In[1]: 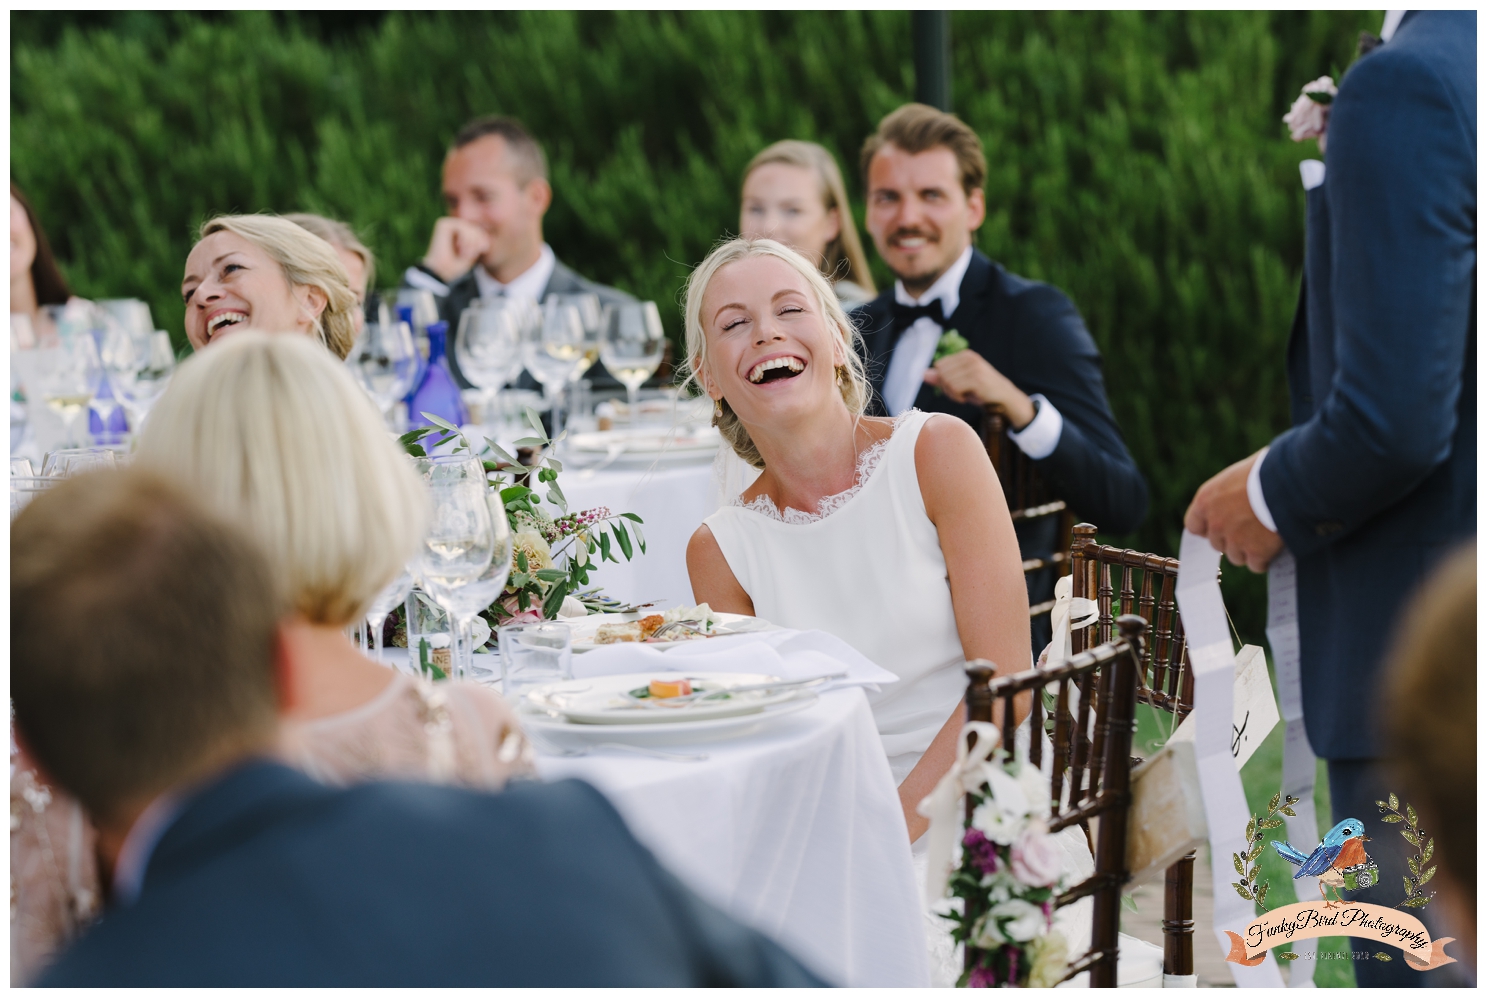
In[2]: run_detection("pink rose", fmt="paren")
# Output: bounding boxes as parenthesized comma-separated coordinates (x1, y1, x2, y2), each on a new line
(505, 609, 545, 625)
(1010, 828, 1062, 888)
(1282, 76, 1338, 152)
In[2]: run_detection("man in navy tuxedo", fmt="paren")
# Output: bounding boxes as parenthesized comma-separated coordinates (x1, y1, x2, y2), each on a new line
(1186, 11, 1474, 986)
(851, 104, 1148, 651)
(11, 470, 822, 987)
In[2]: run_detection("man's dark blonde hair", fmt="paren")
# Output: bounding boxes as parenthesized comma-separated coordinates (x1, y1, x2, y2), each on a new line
(11, 470, 282, 825)
(860, 103, 987, 196)
(452, 114, 549, 187)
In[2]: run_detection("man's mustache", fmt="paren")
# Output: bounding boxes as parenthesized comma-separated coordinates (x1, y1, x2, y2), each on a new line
(888, 228, 940, 245)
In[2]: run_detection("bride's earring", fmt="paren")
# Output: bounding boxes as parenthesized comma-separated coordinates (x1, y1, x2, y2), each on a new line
(835, 365, 847, 387)
(712, 397, 724, 426)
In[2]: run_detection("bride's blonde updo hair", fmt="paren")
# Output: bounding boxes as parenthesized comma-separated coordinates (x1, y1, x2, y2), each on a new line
(682, 237, 870, 469)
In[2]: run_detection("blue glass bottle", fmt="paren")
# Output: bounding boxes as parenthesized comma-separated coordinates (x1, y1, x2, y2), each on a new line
(406, 320, 468, 430)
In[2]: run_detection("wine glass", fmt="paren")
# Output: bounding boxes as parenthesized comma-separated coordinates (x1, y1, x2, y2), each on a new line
(117, 331, 177, 432)
(413, 455, 496, 681)
(90, 313, 138, 444)
(364, 568, 414, 665)
(454, 299, 526, 431)
(522, 301, 586, 440)
(599, 301, 666, 419)
(547, 292, 602, 383)
(348, 310, 419, 426)
(40, 330, 101, 448)
(440, 490, 514, 678)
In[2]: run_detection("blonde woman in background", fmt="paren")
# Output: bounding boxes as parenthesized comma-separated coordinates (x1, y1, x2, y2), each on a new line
(10, 333, 533, 984)
(739, 140, 876, 305)
(180, 215, 359, 359)
(284, 212, 375, 337)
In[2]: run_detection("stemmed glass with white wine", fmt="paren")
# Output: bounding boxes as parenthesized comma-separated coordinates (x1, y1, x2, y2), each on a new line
(40, 329, 102, 449)
(413, 455, 496, 681)
(521, 300, 586, 441)
(599, 301, 666, 419)
(438, 489, 513, 679)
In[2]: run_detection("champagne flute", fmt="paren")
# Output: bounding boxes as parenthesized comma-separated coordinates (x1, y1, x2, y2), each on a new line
(599, 301, 666, 419)
(547, 292, 602, 382)
(348, 308, 420, 426)
(413, 455, 496, 681)
(454, 299, 525, 431)
(522, 301, 586, 441)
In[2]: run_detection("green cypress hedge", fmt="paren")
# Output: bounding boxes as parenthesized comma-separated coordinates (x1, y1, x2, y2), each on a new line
(11, 11, 1379, 636)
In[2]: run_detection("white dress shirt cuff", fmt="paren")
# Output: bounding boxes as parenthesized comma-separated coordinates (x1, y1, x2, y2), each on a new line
(1006, 394, 1063, 460)
(404, 266, 450, 297)
(1247, 446, 1278, 533)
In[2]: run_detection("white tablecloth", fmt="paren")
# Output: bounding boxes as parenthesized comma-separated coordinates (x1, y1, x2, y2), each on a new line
(533, 686, 930, 987)
(560, 455, 716, 610)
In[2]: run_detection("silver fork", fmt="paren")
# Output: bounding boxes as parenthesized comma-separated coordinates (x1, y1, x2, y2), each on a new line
(649, 619, 706, 640)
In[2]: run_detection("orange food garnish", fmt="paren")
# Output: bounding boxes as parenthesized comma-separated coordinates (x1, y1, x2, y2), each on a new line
(638, 615, 665, 639)
(648, 678, 693, 699)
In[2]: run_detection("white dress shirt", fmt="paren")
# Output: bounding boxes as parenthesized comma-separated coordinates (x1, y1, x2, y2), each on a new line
(473, 243, 555, 303)
(880, 245, 1064, 459)
(403, 242, 556, 303)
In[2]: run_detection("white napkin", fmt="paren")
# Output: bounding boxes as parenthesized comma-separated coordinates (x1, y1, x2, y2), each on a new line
(570, 628, 899, 690)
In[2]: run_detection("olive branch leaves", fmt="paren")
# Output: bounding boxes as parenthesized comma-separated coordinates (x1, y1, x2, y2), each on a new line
(1377, 793, 1435, 910)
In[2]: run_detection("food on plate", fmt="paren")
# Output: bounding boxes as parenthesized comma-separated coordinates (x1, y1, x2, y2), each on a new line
(648, 678, 693, 699)
(594, 621, 642, 644)
(661, 603, 721, 633)
(637, 614, 665, 639)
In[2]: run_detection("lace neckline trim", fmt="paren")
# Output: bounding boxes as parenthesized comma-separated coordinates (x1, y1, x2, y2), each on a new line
(730, 413, 911, 525)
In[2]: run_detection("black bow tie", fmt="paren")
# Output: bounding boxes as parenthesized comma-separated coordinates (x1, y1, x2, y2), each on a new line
(893, 298, 946, 331)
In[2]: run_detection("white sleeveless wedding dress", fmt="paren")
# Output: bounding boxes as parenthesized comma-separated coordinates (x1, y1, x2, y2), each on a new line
(704, 410, 965, 782)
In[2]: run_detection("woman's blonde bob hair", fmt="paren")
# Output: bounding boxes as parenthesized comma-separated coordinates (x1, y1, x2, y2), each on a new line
(682, 237, 870, 470)
(743, 140, 876, 296)
(135, 332, 428, 626)
(196, 214, 359, 360)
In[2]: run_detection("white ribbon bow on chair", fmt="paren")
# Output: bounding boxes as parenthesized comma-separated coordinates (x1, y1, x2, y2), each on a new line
(1045, 574, 1099, 668)
(916, 720, 1003, 905)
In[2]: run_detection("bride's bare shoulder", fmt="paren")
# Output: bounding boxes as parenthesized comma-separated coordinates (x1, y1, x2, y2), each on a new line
(913, 414, 1000, 514)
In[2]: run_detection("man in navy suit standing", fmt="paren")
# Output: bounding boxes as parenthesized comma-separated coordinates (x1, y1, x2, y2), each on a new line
(1186, 11, 1474, 986)
(852, 104, 1148, 651)
(12, 470, 823, 987)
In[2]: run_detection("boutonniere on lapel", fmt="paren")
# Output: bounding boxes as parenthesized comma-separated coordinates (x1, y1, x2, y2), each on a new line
(1283, 76, 1338, 154)
(929, 329, 970, 397)
(933, 328, 968, 362)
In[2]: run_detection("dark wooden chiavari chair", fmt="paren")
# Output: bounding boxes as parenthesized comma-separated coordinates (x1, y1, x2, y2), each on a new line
(1067, 522, 1197, 982)
(963, 615, 1147, 988)
(980, 407, 1075, 621)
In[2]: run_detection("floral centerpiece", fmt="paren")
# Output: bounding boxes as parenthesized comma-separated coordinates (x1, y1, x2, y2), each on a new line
(402, 408, 648, 630)
(923, 722, 1070, 988)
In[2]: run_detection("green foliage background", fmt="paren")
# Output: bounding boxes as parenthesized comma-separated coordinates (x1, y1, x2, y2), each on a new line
(12, 11, 1379, 638)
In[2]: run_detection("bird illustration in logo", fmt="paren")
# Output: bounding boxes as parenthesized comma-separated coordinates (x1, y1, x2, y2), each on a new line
(1273, 818, 1373, 907)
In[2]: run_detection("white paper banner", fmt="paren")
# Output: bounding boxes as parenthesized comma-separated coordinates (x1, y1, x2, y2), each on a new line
(1176, 531, 1285, 987)
(1266, 549, 1321, 985)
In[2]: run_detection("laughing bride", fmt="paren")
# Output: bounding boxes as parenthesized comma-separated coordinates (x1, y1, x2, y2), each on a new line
(684, 237, 1030, 841)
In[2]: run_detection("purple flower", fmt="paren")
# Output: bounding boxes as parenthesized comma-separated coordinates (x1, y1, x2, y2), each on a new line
(962, 826, 1000, 876)
(1008, 947, 1019, 986)
(968, 964, 997, 988)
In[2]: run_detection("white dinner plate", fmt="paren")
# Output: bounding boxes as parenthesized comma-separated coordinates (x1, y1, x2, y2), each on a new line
(568, 611, 778, 653)
(522, 693, 819, 746)
(523, 671, 804, 725)
(569, 425, 720, 456)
